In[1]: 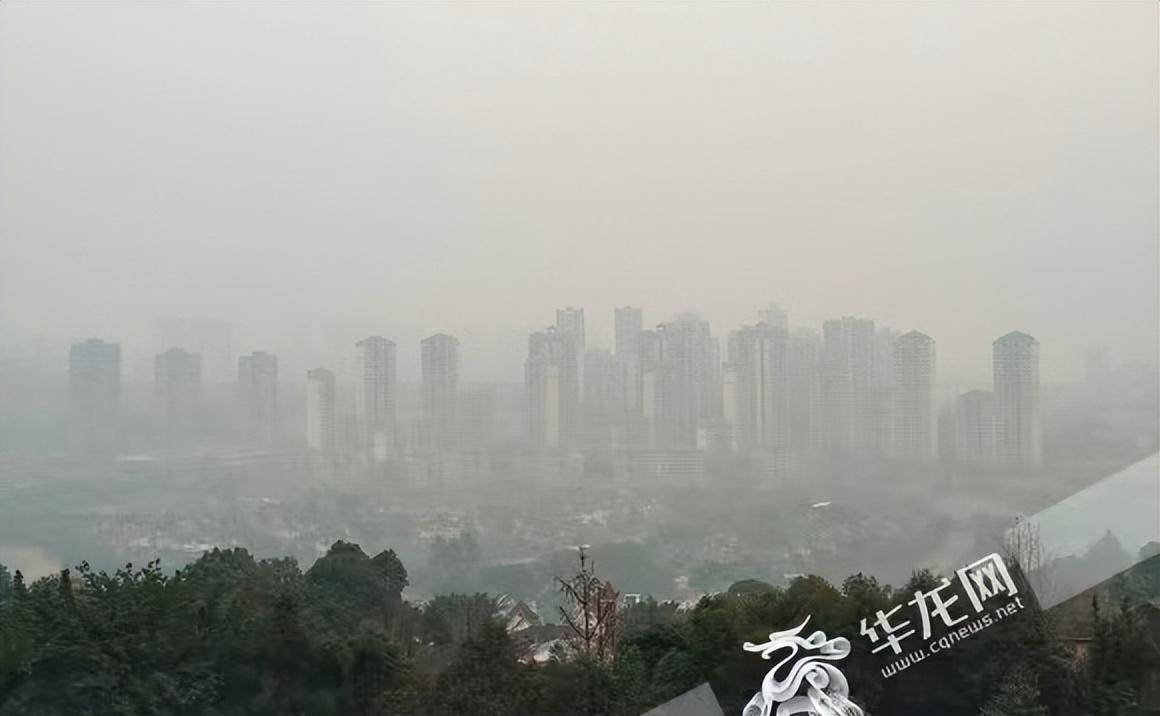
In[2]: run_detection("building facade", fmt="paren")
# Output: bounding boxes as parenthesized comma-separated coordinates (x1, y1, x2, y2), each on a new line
(891, 331, 937, 462)
(421, 333, 460, 451)
(155, 347, 202, 450)
(306, 367, 337, 455)
(238, 351, 278, 449)
(354, 336, 397, 462)
(953, 389, 999, 469)
(525, 327, 564, 449)
(69, 338, 121, 454)
(821, 317, 877, 457)
(726, 323, 789, 459)
(993, 331, 1042, 469)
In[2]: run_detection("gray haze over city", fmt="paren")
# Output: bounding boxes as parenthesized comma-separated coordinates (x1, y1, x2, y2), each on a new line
(0, 2, 1157, 611)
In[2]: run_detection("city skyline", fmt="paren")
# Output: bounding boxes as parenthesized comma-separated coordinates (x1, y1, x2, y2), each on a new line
(0, 298, 1150, 386)
(51, 304, 1065, 477)
(7, 299, 1146, 386)
(52, 308, 1036, 382)
(39, 303, 1109, 393)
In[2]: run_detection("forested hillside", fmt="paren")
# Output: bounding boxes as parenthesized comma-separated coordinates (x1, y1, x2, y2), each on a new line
(1, 544, 1157, 715)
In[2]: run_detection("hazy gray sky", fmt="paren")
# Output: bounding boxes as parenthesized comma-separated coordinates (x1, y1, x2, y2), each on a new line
(1, 2, 1156, 381)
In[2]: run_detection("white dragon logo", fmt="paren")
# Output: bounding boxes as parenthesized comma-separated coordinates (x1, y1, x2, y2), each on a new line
(742, 616, 863, 716)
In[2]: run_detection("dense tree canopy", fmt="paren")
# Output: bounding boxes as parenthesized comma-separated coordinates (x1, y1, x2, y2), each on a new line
(0, 549, 1155, 715)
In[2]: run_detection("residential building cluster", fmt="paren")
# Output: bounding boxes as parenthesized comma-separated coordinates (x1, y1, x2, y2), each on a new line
(64, 304, 1044, 479)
